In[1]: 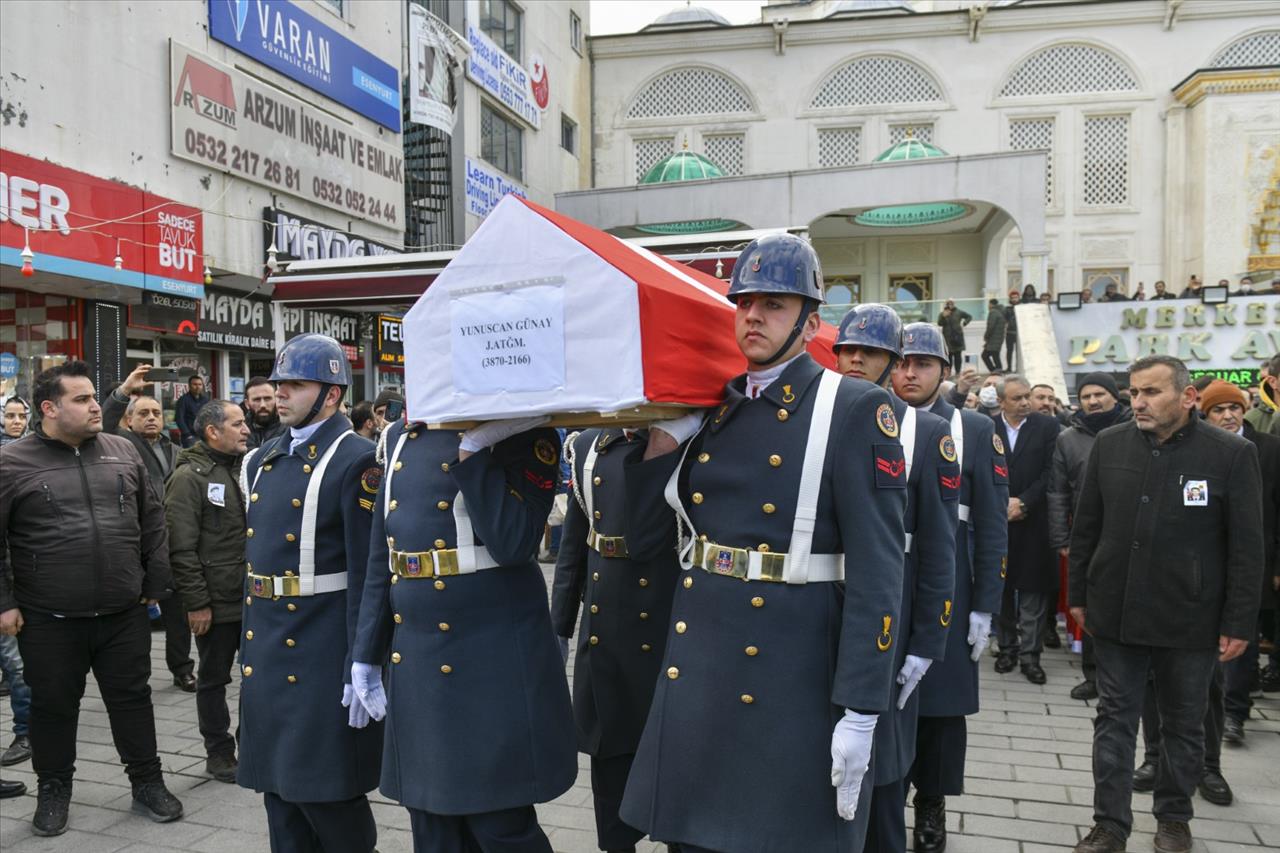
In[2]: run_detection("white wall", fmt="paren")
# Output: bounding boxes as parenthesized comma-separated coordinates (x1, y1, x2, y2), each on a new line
(0, 0, 406, 285)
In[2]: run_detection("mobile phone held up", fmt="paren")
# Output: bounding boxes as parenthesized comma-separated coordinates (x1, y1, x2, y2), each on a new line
(146, 368, 182, 383)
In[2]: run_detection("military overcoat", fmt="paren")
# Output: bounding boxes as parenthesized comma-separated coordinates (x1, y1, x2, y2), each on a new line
(617, 354, 907, 853)
(550, 428, 682, 758)
(916, 398, 1009, 718)
(236, 414, 383, 802)
(870, 397, 958, 786)
(351, 420, 576, 815)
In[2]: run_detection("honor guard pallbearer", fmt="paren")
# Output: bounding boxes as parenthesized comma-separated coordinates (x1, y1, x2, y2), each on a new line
(551, 427, 682, 853)
(617, 233, 907, 853)
(892, 323, 1009, 853)
(350, 415, 576, 853)
(834, 304, 958, 853)
(236, 333, 383, 853)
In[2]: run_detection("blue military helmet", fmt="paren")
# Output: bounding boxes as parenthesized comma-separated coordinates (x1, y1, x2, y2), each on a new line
(270, 333, 352, 387)
(901, 322, 950, 365)
(833, 303, 903, 358)
(727, 233, 825, 304)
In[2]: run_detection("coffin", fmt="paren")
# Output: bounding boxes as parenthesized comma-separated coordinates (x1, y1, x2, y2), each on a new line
(403, 195, 838, 427)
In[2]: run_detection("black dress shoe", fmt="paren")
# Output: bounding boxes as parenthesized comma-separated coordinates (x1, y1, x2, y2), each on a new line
(173, 673, 196, 693)
(913, 795, 946, 853)
(0, 778, 25, 799)
(1073, 824, 1127, 853)
(206, 752, 238, 783)
(1, 734, 31, 766)
(1021, 662, 1047, 685)
(1261, 663, 1280, 693)
(1044, 630, 1062, 649)
(1197, 771, 1233, 806)
(131, 780, 184, 822)
(1070, 680, 1098, 701)
(994, 652, 1017, 674)
(1223, 718, 1245, 745)
(1132, 760, 1157, 793)
(32, 778, 71, 836)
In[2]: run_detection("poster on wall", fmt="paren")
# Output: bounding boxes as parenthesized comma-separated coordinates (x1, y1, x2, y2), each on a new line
(206, 0, 402, 132)
(464, 1, 546, 129)
(410, 5, 467, 135)
(464, 157, 526, 220)
(170, 41, 403, 231)
(0, 149, 204, 298)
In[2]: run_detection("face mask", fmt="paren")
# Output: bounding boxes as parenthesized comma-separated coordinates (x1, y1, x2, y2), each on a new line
(978, 386, 999, 408)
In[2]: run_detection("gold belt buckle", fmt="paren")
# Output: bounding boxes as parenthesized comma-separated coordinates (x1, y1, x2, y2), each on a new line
(248, 573, 273, 599)
(593, 533, 628, 559)
(434, 549, 460, 576)
(392, 550, 433, 578)
(278, 575, 300, 596)
(758, 552, 786, 583)
(697, 540, 749, 580)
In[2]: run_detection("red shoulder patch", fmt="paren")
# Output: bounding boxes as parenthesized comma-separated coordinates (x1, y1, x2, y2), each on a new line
(874, 444, 907, 489)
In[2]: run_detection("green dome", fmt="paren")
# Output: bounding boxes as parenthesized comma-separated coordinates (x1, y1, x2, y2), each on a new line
(874, 137, 950, 162)
(640, 151, 724, 184)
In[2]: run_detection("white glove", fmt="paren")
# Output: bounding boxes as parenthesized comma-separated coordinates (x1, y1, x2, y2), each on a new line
(895, 655, 933, 710)
(350, 661, 387, 722)
(968, 611, 993, 662)
(830, 710, 877, 821)
(651, 411, 705, 446)
(459, 416, 551, 453)
(557, 636, 570, 666)
(342, 683, 371, 729)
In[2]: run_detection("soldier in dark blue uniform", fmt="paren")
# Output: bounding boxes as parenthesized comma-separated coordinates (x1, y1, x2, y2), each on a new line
(834, 304, 958, 853)
(349, 414, 576, 853)
(617, 234, 907, 853)
(235, 333, 382, 853)
(892, 323, 1008, 853)
(550, 428, 682, 853)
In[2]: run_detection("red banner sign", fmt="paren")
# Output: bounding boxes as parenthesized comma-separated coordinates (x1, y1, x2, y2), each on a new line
(0, 149, 204, 298)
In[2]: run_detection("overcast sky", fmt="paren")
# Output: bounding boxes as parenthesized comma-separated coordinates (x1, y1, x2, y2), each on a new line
(588, 1, 764, 36)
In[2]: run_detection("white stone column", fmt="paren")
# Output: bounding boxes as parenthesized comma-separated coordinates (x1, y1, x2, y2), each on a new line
(1020, 250, 1049, 293)
(1163, 103, 1188, 291)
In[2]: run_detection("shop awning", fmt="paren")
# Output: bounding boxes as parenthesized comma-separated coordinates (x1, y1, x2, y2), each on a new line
(266, 250, 457, 307)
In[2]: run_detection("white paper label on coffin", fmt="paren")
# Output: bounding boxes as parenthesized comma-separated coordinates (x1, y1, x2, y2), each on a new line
(450, 278, 566, 395)
(403, 195, 646, 422)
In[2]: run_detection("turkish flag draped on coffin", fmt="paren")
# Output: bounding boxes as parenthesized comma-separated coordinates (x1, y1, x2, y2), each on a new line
(403, 195, 838, 424)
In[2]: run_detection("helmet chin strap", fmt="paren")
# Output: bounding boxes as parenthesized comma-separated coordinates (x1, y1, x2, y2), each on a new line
(757, 301, 815, 367)
(874, 358, 898, 390)
(295, 383, 334, 429)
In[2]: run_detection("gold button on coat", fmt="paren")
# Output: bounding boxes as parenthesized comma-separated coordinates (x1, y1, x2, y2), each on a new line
(440, 665, 452, 674)
(303, 464, 312, 473)
(593, 510, 602, 519)
(751, 596, 765, 608)
(777, 409, 789, 422)
(387, 537, 395, 547)
(246, 528, 254, 538)
(667, 667, 679, 680)
(440, 462, 449, 471)
(391, 575, 399, 585)
(435, 539, 447, 549)
(250, 493, 259, 502)
(245, 596, 252, 605)
(291, 499, 301, 507)
(762, 503, 776, 514)
(592, 572, 600, 581)
(590, 604, 599, 614)
(593, 476, 602, 486)
(641, 643, 652, 652)
(437, 501, 450, 510)
(242, 666, 252, 676)
(285, 639, 295, 647)
(589, 636, 599, 645)
(389, 500, 398, 511)
(758, 544, 770, 552)
(409, 431, 419, 440)
(638, 578, 649, 587)
(434, 580, 446, 590)
(769, 454, 782, 467)
(393, 614, 402, 624)
(438, 623, 450, 632)
(740, 694, 755, 705)
(287, 603, 297, 611)
(394, 461, 403, 471)
(288, 675, 297, 683)
(391, 652, 402, 663)
(263, 464, 272, 471)
(675, 621, 687, 634)
(683, 577, 693, 589)
(245, 630, 254, 640)
(697, 452, 710, 463)
(286, 533, 296, 542)
(691, 492, 704, 505)
(745, 645, 759, 656)
(639, 611, 649, 620)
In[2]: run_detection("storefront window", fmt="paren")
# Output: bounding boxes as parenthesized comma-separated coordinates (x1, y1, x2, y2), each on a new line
(157, 338, 214, 438)
(0, 289, 80, 404)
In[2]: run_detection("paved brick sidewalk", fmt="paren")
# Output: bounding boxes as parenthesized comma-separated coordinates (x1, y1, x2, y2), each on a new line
(1, 572, 1277, 852)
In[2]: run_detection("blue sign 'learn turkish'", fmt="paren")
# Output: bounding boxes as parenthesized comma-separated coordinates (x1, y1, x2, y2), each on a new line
(208, 0, 401, 132)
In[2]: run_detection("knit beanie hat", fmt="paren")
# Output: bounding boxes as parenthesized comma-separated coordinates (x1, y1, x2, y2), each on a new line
(1198, 379, 1248, 414)
(1077, 372, 1119, 400)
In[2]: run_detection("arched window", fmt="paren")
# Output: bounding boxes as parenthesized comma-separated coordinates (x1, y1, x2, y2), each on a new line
(809, 55, 944, 109)
(1210, 30, 1280, 68)
(999, 43, 1139, 98)
(626, 67, 753, 119)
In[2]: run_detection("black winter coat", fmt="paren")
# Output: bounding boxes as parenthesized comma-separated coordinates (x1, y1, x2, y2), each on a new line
(1068, 416, 1264, 648)
(992, 412, 1060, 593)
(1047, 406, 1133, 549)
